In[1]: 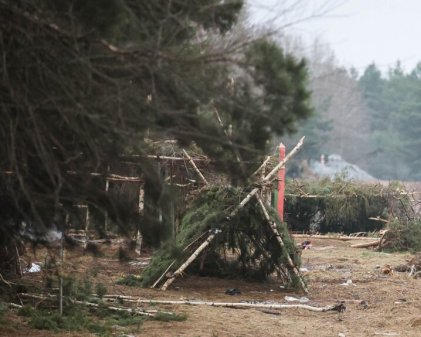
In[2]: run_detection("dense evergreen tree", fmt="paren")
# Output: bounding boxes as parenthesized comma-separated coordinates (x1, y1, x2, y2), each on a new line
(0, 0, 312, 267)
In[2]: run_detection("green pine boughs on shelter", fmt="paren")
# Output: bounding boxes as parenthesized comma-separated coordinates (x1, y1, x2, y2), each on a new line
(141, 186, 302, 289)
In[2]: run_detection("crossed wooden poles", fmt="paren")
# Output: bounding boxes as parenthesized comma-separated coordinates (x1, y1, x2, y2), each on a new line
(156, 137, 307, 293)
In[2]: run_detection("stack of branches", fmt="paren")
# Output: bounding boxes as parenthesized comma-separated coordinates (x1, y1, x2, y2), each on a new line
(382, 219, 421, 252)
(285, 178, 409, 234)
(141, 186, 301, 288)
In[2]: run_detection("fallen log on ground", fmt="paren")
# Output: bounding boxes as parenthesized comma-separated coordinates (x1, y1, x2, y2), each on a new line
(350, 240, 381, 248)
(8, 303, 23, 309)
(17, 293, 166, 317)
(100, 296, 345, 312)
(292, 234, 381, 241)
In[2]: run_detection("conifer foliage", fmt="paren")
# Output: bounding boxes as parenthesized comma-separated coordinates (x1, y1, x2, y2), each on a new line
(141, 187, 301, 288)
(0, 0, 311, 271)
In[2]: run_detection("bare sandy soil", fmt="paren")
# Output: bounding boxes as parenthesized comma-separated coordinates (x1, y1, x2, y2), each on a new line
(1, 238, 420, 337)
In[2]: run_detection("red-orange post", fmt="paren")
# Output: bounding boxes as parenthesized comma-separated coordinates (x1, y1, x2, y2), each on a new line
(277, 143, 286, 221)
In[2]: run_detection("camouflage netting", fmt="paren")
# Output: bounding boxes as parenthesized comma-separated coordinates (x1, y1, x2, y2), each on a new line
(285, 178, 409, 234)
(141, 186, 301, 288)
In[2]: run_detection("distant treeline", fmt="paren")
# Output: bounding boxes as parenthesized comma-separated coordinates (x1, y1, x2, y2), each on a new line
(282, 38, 421, 181)
(358, 62, 421, 180)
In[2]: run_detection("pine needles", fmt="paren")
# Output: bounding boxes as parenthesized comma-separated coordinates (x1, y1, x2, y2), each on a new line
(141, 187, 301, 288)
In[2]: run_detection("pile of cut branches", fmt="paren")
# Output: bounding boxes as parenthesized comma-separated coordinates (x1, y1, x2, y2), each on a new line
(384, 219, 421, 252)
(285, 178, 408, 234)
(141, 186, 301, 288)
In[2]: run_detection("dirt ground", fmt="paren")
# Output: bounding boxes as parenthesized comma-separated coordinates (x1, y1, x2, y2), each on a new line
(1, 237, 420, 337)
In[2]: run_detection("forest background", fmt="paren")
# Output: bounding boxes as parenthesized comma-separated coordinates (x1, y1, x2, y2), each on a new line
(282, 35, 421, 182)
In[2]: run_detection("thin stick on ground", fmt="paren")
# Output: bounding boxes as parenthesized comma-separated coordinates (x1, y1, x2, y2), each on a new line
(256, 194, 308, 294)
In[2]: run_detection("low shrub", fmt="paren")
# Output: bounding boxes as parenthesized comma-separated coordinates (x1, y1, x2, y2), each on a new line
(0, 302, 8, 324)
(116, 274, 143, 286)
(96, 283, 107, 298)
(22, 304, 145, 336)
(385, 219, 421, 252)
(153, 311, 187, 322)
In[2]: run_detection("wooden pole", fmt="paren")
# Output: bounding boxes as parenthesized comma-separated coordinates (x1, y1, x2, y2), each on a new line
(136, 184, 144, 256)
(59, 235, 64, 315)
(60, 214, 68, 316)
(84, 207, 90, 250)
(161, 231, 218, 290)
(182, 149, 209, 185)
(104, 176, 109, 233)
(256, 194, 308, 294)
(251, 156, 272, 177)
(227, 137, 305, 221)
(277, 143, 286, 221)
(15, 245, 22, 276)
(151, 261, 176, 289)
(264, 137, 304, 184)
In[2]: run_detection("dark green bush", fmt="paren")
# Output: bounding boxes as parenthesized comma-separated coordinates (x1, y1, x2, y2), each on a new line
(153, 311, 187, 322)
(385, 219, 421, 252)
(0, 302, 8, 324)
(96, 283, 107, 298)
(116, 274, 143, 286)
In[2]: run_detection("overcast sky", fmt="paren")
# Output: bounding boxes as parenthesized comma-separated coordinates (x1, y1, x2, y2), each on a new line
(247, 0, 421, 73)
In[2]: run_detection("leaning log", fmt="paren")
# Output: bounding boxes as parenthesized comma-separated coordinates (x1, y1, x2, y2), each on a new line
(256, 194, 308, 294)
(182, 149, 209, 185)
(227, 136, 305, 220)
(160, 231, 218, 290)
